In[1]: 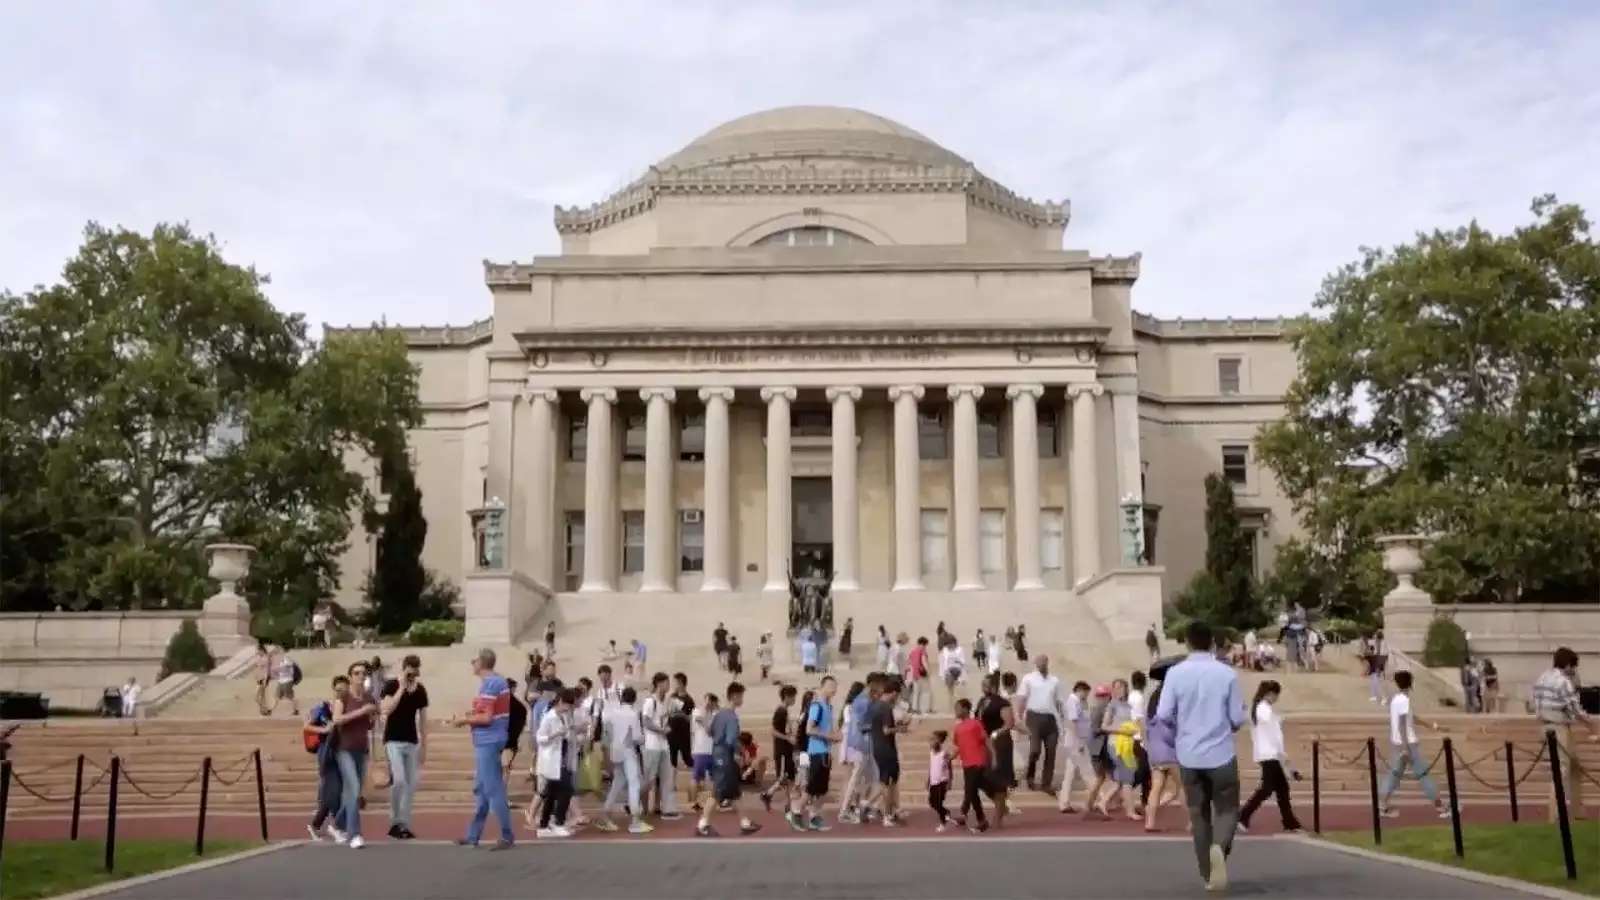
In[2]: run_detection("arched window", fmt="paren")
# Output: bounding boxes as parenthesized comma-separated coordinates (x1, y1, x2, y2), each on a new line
(753, 226, 871, 248)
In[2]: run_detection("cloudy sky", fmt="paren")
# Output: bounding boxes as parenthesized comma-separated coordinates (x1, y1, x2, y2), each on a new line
(3, 3, 1597, 331)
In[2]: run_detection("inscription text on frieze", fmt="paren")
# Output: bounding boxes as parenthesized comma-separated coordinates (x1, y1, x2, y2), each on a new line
(683, 347, 952, 367)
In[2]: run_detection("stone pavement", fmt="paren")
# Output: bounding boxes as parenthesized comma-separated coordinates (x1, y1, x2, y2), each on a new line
(93, 836, 1543, 899)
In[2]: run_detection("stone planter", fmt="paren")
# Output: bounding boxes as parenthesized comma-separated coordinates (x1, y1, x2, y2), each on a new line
(201, 542, 256, 657)
(205, 543, 256, 594)
(1377, 533, 1433, 606)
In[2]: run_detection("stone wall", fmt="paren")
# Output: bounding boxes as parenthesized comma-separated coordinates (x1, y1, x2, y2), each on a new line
(1383, 599, 1600, 700)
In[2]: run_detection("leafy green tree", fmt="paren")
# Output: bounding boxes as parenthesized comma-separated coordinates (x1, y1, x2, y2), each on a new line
(1260, 538, 1390, 625)
(364, 448, 429, 632)
(1259, 197, 1600, 604)
(0, 222, 419, 613)
(1176, 474, 1265, 629)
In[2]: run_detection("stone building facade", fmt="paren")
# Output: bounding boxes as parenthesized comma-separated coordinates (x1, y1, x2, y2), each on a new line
(331, 106, 1298, 643)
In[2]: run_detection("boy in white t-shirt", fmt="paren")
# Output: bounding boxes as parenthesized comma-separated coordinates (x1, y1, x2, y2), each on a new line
(1378, 671, 1449, 818)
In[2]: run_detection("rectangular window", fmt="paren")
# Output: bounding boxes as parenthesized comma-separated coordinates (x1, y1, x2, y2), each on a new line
(622, 511, 645, 573)
(918, 410, 948, 460)
(680, 412, 705, 461)
(919, 508, 948, 577)
(564, 511, 584, 589)
(1040, 508, 1065, 573)
(1243, 526, 1259, 577)
(1222, 444, 1249, 487)
(978, 408, 1004, 459)
(622, 413, 647, 461)
(793, 409, 830, 437)
(567, 417, 587, 462)
(979, 508, 1006, 575)
(1038, 405, 1061, 457)
(1218, 358, 1242, 396)
(679, 510, 704, 572)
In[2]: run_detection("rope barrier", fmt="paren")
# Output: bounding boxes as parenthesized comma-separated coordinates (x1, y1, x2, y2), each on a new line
(1454, 743, 1549, 791)
(8, 770, 77, 803)
(118, 765, 203, 801)
(208, 755, 256, 787)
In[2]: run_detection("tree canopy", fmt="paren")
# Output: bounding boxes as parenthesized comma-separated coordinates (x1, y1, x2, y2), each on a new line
(1258, 196, 1600, 606)
(0, 222, 420, 614)
(1174, 473, 1267, 631)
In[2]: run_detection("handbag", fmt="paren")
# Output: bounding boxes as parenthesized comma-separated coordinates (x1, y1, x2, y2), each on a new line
(576, 749, 602, 794)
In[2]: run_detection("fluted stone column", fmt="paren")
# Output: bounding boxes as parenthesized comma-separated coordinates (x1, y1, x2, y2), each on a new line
(889, 385, 925, 590)
(697, 387, 734, 592)
(1069, 383, 1105, 585)
(949, 384, 985, 591)
(578, 387, 618, 592)
(761, 386, 796, 592)
(639, 387, 676, 593)
(827, 386, 862, 591)
(1007, 383, 1045, 590)
(523, 387, 559, 587)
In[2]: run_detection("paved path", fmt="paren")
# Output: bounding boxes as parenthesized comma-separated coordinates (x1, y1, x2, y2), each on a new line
(96, 836, 1540, 900)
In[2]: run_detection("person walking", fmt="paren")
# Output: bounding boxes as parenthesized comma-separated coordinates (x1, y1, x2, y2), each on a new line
(875, 626, 891, 671)
(986, 632, 1001, 677)
(864, 677, 906, 826)
(379, 654, 429, 840)
(640, 672, 681, 820)
(450, 648, 515, 850)
(1143, 682, 1182, 832)
(974, 674, 1015, 828)
(837, 679, 874, 823)
(1237, 680, 1302, 834)
(972, 629, 988, 673)
(305, 677, 347, 841)
(328, 662, 379, 848)
(939, 639, 967, 713)
(1154, 621, 1247, 892)
(1057, 681, 1095, 813)
(1377, 671, 1450, 820)
(838, 618, 854, 665)
(761, 684, 800, 817)
(698, 681, 761, 837)
(668, 673, 695, 771)
(534, 687, 578, 838)
(1018, 655, 1065, 792)
(952, 699, 991, 833)
(1145, 625, 1161, 664)
(799, 676, 838, 831)
(1533, 647, 1598, 823)
(1013, 625, 1029, 663)
(597, 686, 653, 834)
(906, 637, 931, 714)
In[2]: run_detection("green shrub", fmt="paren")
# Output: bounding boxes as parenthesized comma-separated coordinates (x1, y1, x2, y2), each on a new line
(419, 570, 461, 620)
(1422, 617, 1469, 667)
(1317, 617, 1364, 642)
(405, 618, 464, 647)
(159, 619, 215, 680)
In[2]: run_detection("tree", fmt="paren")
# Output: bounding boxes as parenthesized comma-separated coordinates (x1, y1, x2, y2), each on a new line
(1175, 474, 1265, 629)
(0, 222, 420, 613)
(1257, 197, 1600, 604)
(1259, 537, 1389, 625)
(365, 448, 429, 633)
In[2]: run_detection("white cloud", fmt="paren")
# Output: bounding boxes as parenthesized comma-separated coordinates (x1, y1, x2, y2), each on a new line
(2, 2, 1596, 328)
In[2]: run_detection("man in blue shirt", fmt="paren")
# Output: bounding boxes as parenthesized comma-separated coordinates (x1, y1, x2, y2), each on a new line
(1155, 621, 1246, 892)
(697, 681, 761, 838)
(838, 674, 880, 824)
(449, 648, 514, 849)
(800, 676, 838, 830)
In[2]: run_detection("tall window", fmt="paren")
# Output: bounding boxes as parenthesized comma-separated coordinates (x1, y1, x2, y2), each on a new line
(680, 510, 705, 572)
(793, 408, 831, 437)
(1218, 357, 1242, 395)
(622, 511, 645, 573)
(978, 408, 1004, 459)
(919, 509, 948, 578)
(1040, 508, 1065, 574)
(1038, 405, 1061, 457)
(680, 412, 705, 461)
(622, 413, 647, 461)
(567, 417, 587, 462)
(1222, 444, 1249, 487)
(979, 509, 1006, 575)
(918, 410, 948, 460)
(753, 226, 870, 247)
(1242, 526, 1259, 577)
(563, 511, 584, 590)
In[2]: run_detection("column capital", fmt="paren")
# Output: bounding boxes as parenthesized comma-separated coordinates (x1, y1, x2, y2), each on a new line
(1067, 382, 1105, 399)
(521, 385, 559, 404)
(946, 384, 986, 401)
(579, 387, 618, 405)
(1005, 383, 1045, 400)
(760, 385, 798, 403)
(888, 384, 925, 402)
(697, 386, 735, 404)
(638, 387, 677, 403)
(825, 385, 863, 403)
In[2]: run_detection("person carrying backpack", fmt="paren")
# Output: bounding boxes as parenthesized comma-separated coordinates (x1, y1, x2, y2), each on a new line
(305, 678, 347, 842)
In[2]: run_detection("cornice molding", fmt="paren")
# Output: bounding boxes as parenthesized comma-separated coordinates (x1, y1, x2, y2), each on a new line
(485, 252, 1117, 283)
(512, 323, 1108, 352)
(325, 317, 494, 348)
(1131, 311, 1291, 341)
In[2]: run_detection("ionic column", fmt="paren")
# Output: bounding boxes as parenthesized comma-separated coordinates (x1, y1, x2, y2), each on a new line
(949, 384, 985, 591)
(523, 387, 559, 586)
(761, 386, 796, 592)
(578, 387, 617, 592)
(889, 385, 925, 591)
(1069, 383, 1105, 585)
(1007, 383, 1045, 590)
(639, 387, 676, 593)
(698, 387, 734, 592)
(827, 386, 862, 591)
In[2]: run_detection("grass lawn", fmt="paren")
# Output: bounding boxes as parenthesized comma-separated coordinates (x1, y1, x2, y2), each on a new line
(0, 839, 259, 900)
(1329, 820, 1600, 896)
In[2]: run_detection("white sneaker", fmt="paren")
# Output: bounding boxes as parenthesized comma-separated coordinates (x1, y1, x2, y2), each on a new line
(327, 825, 349, 843)
(628, 820, 655, 834)
(551, 826, 574, 838)
(348, 835, 366, 850)
(1236, 822, 1250, 833)
(1206, 844, 1228, 892)
(1437, 807, 1453, 819)
(536, 827, 556, 838)
(306, 825, 322, 842)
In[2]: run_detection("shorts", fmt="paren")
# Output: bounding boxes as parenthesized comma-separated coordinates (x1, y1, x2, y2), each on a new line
(806, 753, 831, 797)
(774, 742, 797, 784)
(275, 682, 295, 699)
(874, 751, 900, 785)
(714, 755, 742, 802)
(692, 753, 715, 781)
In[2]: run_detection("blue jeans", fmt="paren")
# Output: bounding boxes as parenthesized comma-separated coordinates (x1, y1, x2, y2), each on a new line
(466, 742, 513, 844)
(1379, 742, 1439, 806)
(335, 749, 369, 838)
(386, 742, 420, 829)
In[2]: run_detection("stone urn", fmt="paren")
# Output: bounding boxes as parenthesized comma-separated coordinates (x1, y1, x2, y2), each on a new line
(205, 543, 256, 595)
(201, 542, 256, 657)
(1376, 534, 1432, 605)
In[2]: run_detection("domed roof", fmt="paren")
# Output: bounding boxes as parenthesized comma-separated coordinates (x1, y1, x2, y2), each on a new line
(659, 105, 968, 171)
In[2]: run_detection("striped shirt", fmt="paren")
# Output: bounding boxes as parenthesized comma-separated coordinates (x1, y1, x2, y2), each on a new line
(1532, 668, 1582, 726)
(470, 673, 512, 747)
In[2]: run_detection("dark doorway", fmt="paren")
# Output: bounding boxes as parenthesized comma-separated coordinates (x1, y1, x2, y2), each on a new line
(792, 477, 832, 580)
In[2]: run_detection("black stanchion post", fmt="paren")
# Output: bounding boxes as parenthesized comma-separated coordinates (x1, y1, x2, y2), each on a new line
(1, 759, 12, 897)
(70, 754, 85, 840)
(1312, 740, 1322, 834)
(1443, 738, 1463, 858)
(1545, 730, 1577, 881)
(253, 749, 268, 841)
(1366, 737, 1383, 846)
(105, 755, 120, 874)
(196, 756, 212, 856)
(1504, 741, 1518, 822)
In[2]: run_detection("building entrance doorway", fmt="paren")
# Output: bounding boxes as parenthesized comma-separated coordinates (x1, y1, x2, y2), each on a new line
(792, 476, 832, 581)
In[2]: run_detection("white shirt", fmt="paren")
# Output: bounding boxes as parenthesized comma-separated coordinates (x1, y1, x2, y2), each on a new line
(1251, 701, 1286, 761)
(120, 683, 141, 712)
(603, 704, 642, 758)
(1019, 671, 1064, 718)
(690, 708, 714, 756)
(1128, 688, 1146, 723)
(1389, 692, 1417, 744)
(938, 646, 965, 677)
(536, 708, 575, 779)
(276, 657, 296, 684)
(640, 694, 671, 752)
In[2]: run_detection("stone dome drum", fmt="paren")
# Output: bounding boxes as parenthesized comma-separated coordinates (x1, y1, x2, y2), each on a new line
(658, 105, 970, 171)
